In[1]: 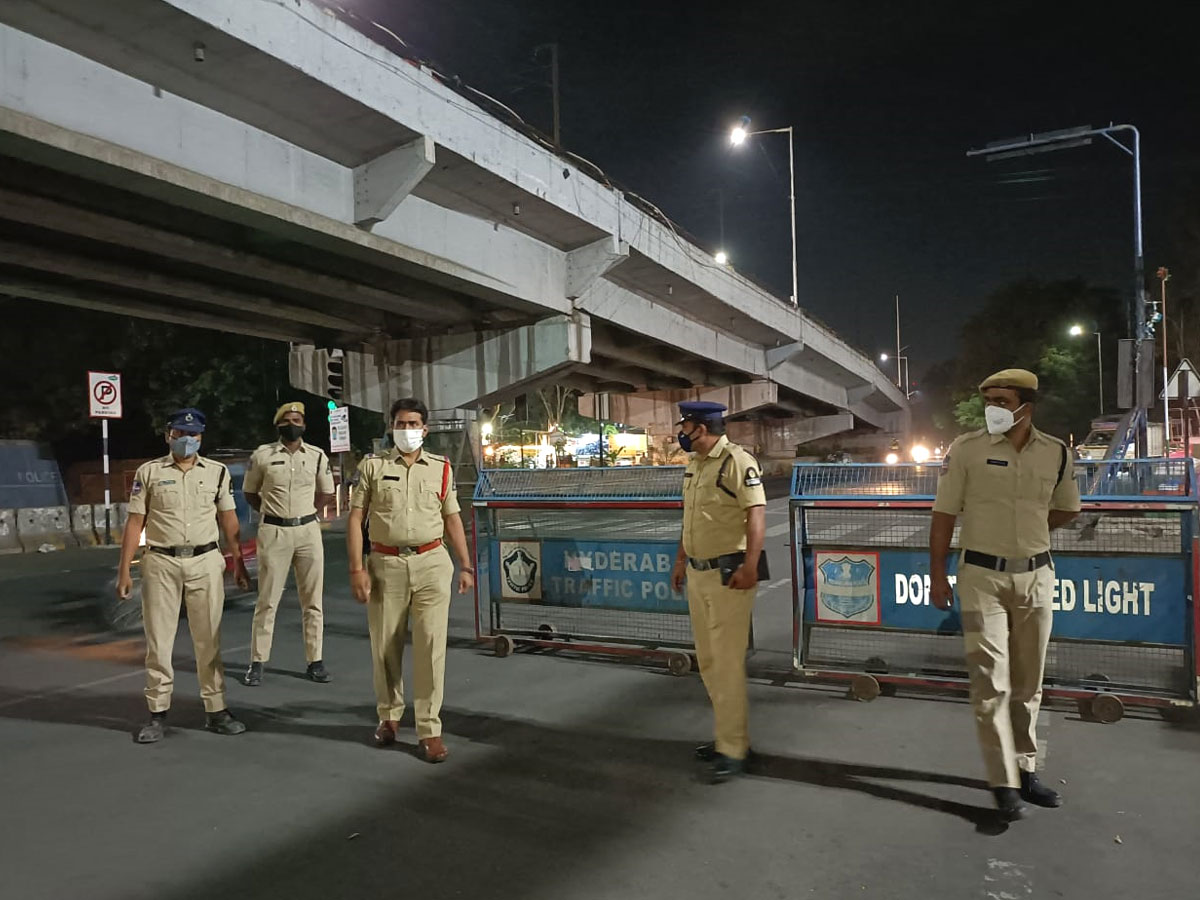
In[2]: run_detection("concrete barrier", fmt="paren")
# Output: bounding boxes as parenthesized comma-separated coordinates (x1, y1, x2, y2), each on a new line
(72, 504, 98, 546)
(17, 506, 76, 552)
(92, 503, 128, 544)
(0, 509, 19, 554)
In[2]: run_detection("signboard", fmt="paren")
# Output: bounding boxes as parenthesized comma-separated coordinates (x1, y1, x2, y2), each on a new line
(490, 539, 686, 613)
(328, 406, 351, 453)
(87, 371, 122, 419)
(814, 551, 881, 624)
(804, 548, 1189, 645)
(1161, 358, 1200, 400)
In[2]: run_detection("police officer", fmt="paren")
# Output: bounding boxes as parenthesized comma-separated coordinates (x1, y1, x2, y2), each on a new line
(930, 369, 1081, 821)
(241, 402, 336, 687)
(117, 409, 251, 743)
(669, 401, 767, 783)
(346, 398, 474, 763)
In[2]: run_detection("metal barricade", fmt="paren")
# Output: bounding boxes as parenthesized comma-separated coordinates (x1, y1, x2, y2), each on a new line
(473, 466, 695, 674)
(792, 459, 1199, 721)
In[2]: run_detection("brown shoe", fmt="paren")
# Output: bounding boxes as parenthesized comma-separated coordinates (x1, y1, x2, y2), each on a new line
(374, 720, 398, 747)
(419, 736, 449, 763)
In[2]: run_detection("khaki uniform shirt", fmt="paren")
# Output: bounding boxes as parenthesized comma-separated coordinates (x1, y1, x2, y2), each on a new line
(933, 425, 1082, 558)
(127, 455, 236, 547)
(350, 449, 460, 547)
(682, 435, 767, 559)
(242, 440, 334, 519)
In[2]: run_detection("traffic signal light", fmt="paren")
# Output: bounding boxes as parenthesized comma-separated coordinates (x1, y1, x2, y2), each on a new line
(326, 349, 344, 401)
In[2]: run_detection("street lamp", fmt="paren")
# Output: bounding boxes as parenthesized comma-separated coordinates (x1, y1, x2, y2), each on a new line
(728, 116, 798, 307)
(1069, 323, 1104, 415)
(714, 250, 729, 266)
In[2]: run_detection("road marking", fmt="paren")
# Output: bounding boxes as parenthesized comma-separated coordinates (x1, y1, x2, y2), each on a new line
(765, 522, 792, 538)
(0, 642, 252, 710)
(983, 859, 1034, 899)
(765, 578, 792, 591)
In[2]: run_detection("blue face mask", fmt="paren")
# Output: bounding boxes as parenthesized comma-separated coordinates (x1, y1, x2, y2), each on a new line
(677, 425, 699, 452)
(170, 435, 201, 458)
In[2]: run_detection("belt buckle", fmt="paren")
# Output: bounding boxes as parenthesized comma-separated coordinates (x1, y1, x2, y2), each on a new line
(177, 546, 194, 559)
(399, 546, 416, 557)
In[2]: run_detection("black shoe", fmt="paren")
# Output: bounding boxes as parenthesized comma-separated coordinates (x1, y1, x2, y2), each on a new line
(993, 787, 1027, 822)
(306, 661, 332, 683)
(696, 742, 759, 768)
(134, 717, 165, 744)
(710, 753, 746, 784)
(205, 709, 247, 736)
(1020, 772, 1062, 808)
(243, 662, 263, 687)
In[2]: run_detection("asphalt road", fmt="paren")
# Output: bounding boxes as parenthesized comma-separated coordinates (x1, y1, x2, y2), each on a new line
(1, 495, 1197, 900)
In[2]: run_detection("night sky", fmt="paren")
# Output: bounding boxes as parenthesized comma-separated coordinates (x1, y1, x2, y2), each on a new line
(338, 1, 1199, 377)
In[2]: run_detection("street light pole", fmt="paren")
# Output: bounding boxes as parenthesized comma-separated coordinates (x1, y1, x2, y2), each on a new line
(967, 124, 1147, 449)
(895, 294, 902, 390)
(1096, 330, 1105, 416)
(1159, 267, 1171, 453)
(730, 121, 798, 307)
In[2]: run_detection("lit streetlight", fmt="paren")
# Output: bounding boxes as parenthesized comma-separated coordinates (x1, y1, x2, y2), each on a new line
(728, 116, 798, 307)
(1069, 323, 1104, 415)
(715, 250, 729, 266)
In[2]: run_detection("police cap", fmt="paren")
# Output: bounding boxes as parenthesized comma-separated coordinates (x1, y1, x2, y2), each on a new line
(677, 400, 728, 425)
(979, 368, 1038, 393)
(273, 401, 306, 424)
(167, 408, 206, 434)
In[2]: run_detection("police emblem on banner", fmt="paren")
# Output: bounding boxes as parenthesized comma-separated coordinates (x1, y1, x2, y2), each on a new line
(500, 541, 542, 601)
(814, 551, 881, 624)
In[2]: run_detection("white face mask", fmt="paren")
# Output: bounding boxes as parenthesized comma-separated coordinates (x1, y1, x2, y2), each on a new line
(393, 428, 424, 453)
(985, 403, 1026, 435)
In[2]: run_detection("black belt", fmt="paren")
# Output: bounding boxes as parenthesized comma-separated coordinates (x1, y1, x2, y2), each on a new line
(263, 514, 318, 527)
(688, 553, 738, 571)
(148, 542, 218, 559)
(963, 549, 1052, 573)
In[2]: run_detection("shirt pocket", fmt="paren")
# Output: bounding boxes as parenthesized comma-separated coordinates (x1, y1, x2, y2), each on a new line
(149, 486, 182, 511)
(373, 479, 405, 510)
(1019, 469, 1056, 505)
(416, 481, 443, 515)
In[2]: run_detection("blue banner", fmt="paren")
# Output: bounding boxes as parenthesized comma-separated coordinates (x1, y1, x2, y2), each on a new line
(803, 549, 1189, 645)
(489, 539, 687, 613)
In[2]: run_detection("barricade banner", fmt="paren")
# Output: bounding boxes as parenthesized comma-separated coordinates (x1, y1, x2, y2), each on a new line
(792, 459, 1198, 714)
(474, 467, 695, 672)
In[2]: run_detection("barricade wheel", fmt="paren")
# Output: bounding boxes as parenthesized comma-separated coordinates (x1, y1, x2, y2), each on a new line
(537, 623, 557, 638)
(849, 674, 881, 702)
(1091, 694, 1124, 724)
(493, 635, 515, 658)
(667, 652, 692, 676)
(1159, 705, 1197, 724)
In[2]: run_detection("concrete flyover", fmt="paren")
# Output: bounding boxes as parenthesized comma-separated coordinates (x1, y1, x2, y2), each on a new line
(0, 0, 907, 460)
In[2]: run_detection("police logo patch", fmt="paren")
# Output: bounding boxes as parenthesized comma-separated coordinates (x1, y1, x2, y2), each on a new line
(502, 547, 538, 595)
(131, 479, 143, 496)
(744, 467, 762, 487)
(939, 455, 951, 475)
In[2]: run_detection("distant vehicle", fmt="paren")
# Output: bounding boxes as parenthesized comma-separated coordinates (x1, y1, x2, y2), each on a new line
(824, 451, 853, 464)
(100, 452, 261, 632)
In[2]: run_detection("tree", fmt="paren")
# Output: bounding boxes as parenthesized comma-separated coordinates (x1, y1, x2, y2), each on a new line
(931, 279, 1124, 443)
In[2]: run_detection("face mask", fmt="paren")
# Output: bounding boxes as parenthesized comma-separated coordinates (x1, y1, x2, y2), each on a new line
(278, 423, 305, 442)
(170, 435, 201, 458)
(677, 426, 698, 452)
(985, 403, 1026, 435)
(393, 429, 424, 453)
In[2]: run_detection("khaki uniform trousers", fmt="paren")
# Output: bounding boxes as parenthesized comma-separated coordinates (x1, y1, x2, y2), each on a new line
(957, 561, 1054, 788)
(366, 546, 455, 737)
(686, 566, 757, 760)
(141, 549, 227, 714)
(250, 521, 324, 663)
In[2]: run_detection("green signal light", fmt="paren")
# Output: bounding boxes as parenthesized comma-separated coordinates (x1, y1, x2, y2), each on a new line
(327, 401, 337, 411)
